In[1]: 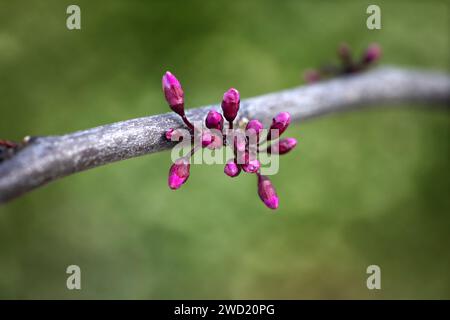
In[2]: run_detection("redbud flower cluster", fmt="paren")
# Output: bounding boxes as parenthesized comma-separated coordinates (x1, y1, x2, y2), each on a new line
(304, 43, 382, 83)
(162, 71, 298, 210)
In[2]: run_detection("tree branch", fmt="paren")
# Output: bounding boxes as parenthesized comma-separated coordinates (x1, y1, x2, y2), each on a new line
(1, 66, 449, 204)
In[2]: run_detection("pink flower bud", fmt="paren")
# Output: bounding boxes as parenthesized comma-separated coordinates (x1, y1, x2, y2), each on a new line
(224, 160, 241, 177)
(205, 110, 224, 130)
(165, 128, 184, 141)
(162, 71, 185, 115)
(363, 43, 381, 64)
(204, 131, 222, 150)
(165, 128, 175, 140)
(201, 130, 213, 147)
(242, 152, 260, 173)
(168, 158, 190, 190)
(257, 174, 279, 209)
(304, 69, 321, 83)
(267, 137, 297, 155)
(221, 88, 240, 122)
(267, 112, 291, 140)
(246, 119, 264, 140)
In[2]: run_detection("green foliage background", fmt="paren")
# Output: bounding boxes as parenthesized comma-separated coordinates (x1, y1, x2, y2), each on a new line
(0, 0, 449, 299)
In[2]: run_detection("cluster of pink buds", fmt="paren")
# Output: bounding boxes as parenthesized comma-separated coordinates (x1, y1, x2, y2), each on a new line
(162, 71, 298, 210)
(304, 43, 382, 83)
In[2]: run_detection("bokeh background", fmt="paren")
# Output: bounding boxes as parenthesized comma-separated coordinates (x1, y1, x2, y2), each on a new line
(0, 0, 449, 299)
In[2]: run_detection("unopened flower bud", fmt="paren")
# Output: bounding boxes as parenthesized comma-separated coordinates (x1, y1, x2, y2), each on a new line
(363, 43, 381, 64)
(201, 130, 213, 147)
(221, 88, 240, 122)
(224, 160, 241, 177)
(165, 128, 175, 140)
(206, 131, 223, 150)
(267, 137, 297, 155)
(168, 158, 190, 190)
(267, 112, 291, 140)
(257, 174, 279, 209)
(165, 128, 184, 142)
(242, 152, 260, 173)
(246, 119, 264, 140)
(205, 110, 224, 130)
(162, 71, 185, 116)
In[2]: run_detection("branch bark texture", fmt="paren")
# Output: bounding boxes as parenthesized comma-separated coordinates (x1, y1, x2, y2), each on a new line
(1, 66, 449, 203)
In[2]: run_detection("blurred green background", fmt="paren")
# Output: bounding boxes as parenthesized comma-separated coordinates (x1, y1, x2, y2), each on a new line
(0, 0, 449, 299)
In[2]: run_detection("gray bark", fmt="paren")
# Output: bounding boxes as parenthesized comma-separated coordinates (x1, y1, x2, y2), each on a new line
(1, 66, 449, 204)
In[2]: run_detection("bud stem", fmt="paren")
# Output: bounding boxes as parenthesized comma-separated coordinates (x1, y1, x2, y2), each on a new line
(181, 115, 194, 130)
(189, 144, 201, 157)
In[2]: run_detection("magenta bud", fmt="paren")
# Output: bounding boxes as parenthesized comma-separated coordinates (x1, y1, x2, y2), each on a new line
(162, 71, 185, 115)
(168, 158, 190, 190)
(242, 153, 260, 173)
(221, 88, 240, 122)
(304, 69, 321, 83)
(165, 128, 175, 140)
(165, 128, 184, 141)
(267, 112, 291, 140)
(201, 130, 213, 147)
(268, 137, 297, 155)
(363, 43, 381, 64)
(257, 174, 279, 210)
(246, 119, 264, 140)
(224, 160, 241, 177)
(242, 160, 260, 173)
(205, 110, 224, 130)
(206, 131, 223, 150)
